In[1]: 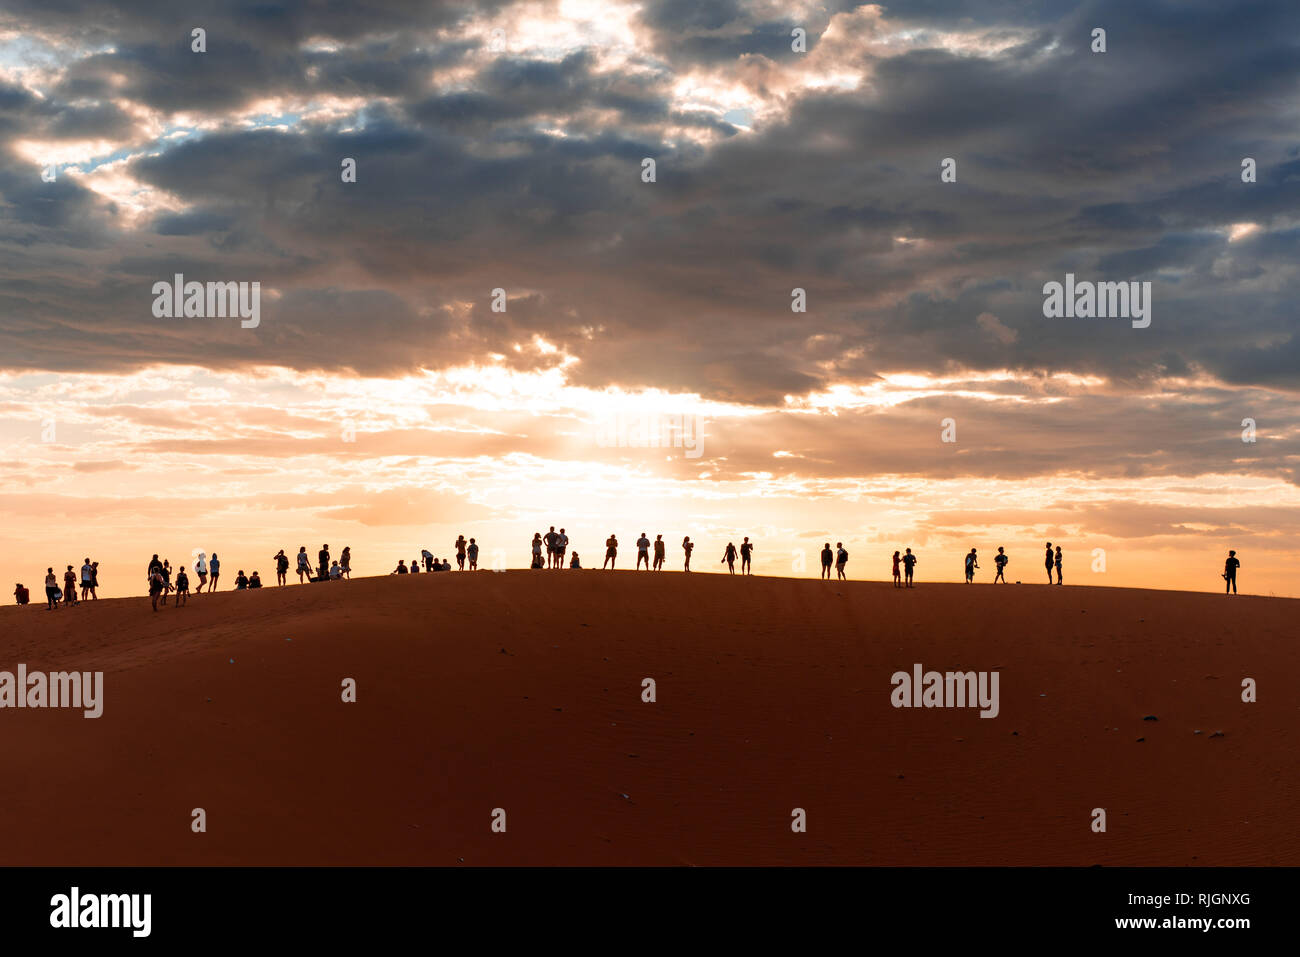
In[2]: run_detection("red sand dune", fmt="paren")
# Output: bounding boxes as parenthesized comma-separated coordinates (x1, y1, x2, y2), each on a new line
(0, 571, 1294, 865)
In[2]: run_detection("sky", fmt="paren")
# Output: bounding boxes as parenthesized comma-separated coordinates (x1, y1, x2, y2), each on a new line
(2, 0, 1298, 598)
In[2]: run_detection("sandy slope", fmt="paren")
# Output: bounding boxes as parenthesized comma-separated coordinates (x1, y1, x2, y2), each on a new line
(0, 571, 1294, 865)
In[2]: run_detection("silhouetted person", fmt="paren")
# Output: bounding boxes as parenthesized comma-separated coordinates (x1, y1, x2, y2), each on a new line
(175, 567, 189, 605)
(682, 536, 694, 571)
(556, 528, 568, 569)
(993, 547, 1008, 583)
(393, 560, 408, 574)
(318, 544, 331, 580)
(194, 552, 209, 593)
(456, 536, 467, 571)
(892, 550, 902, 587)
(603, 534, 618, 569)
(14, 583, 29, 605)
(44, 568, 61, 610)
(964, 549, 978, 583)
(1223, 550, 1240, 594)
(209, 553, 221, 590)
(820, 542, 833, 580)
(467, 538, 479, 570)
(544, 527, 558, 568)
(329, 561, 343, 580)
(740, 537, 754, 575)
(296, 546, 311, 583)
(1054, 545, 1063, 585)
(570, 551, 581, 568)
(653, 534, 665, 570)
(722, 542, 737, 574)
(903, 548, 917, 587)
(249, 571, 263, 589)
(275, 549, 289, 586)
(637, 533, 651, 570)
(340, 546, 351, 579)
(835, 542, 848, 580)
(148, 567, 164, 611)
(531, 533, 545, 569)
(235, 570, 249, 590)
(63, 565, 78, 605)
(1044, 543, 1054, 584)
(80, 558, 94, 601)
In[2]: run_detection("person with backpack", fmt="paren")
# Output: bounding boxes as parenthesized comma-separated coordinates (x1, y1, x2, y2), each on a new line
(275, 549, 290, 585)
(148, 567, 165, 611)
(175, 567, 190, 605)
(835, 542, 849, 580)
(993, 547, 1009, 583)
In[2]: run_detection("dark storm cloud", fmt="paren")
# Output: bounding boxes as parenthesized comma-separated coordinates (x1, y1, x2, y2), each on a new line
(0, 0, 1297, 450)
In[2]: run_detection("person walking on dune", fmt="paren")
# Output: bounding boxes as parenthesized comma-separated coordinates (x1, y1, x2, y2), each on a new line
(148, 567, 165, 611)
(653, 534, 665, 570)
(209, 553, 221, 591)
(722, 542, 737, 574)
(275, 549, 289, 586)
(964, 549, 979, 583)
(175, 566, 189, 605)
(993, 547, 1009, 583)
(820, 542, 834, 580)
(340, 546, 351, 579)
(1054, 545, 1063, 585)
(455, 536, 467, 571)
(892, 550, 902, 587)
(603, 534, 619, 570)
(902, 548, 918, 587)
(682, 536, 694, 571)
(1044, 543, 1054, 584)
(467, 538, 479, 570)
(1223, 549, 1240, 594)
(740, 537, 754, 575)
(637, 532, 651, 570)
(194, 552, 209, 593)
(835, 542, 849, 580)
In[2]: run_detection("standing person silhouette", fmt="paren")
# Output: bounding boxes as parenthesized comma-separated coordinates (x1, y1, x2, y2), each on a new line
(653, 534, 665, 570)
(209, 553, 221, 590)
(891, 550, 902, 588)
(296, 547, 311, 583)
(80, 558, 94, 601)
(1223, 549, 1240, 594)
(544, 527, 558, 569)
(531, 533, 545, 569)
(455, 536, 467, 571)
(175, 566, 189, 605)
(964, 549, 979, 583)
(636, 532, 651, 570)
(63, 565, 78, 606)
(148, 567, 165, 611)
(194, 551, 209, 593)
(44, 568, 61, 610)
(835, 542, 849, 580)
(993, 547, 1008, 583)
(603, 534, 618, 569)
(1044, 543, 1054, 584)
(1054, 546, 1063, 585)
(275, 549, 289, 586)
(467, 538, 479, 570)
(556, 529, 569, 569)
(721, 542, 737, 574)
(902, 548, 918, 587)
(740, 537, 754, 575)
(340, 546, 351, 579)
(682, 536, 694, 571)
(318, 544, 331, 580)
(820, 542, 834, 580)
